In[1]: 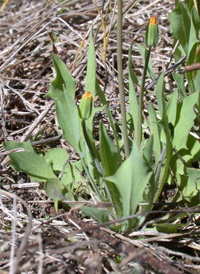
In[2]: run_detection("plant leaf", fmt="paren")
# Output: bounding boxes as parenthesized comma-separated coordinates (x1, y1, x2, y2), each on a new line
(173, 92, 199, 151)
(61, 161, 85, 188)
(100, 122, 121, 176)
(137, 44, 155, 80)
(55, 88, 81, 152)
(172, 73, 187, 99)
(46, 53, 76, 100)
(4, 141, 56, 181)
(128, 44, 138, 137)
(143, 135, 153, 166)
(148, 102, 161, 166)
(81, 206, 109, 223)
(170, 134, 200, 176)
(156, 223, 184, 233)
(45, 148, 68, 173)
(105, 143, 152, 223)
(46, 178, 67, 200)
(96, 80, 120, 152)
(86, 31, 96, 98)
(4, 140, 34, 152)
(185, 167, 200, 197)
(187, 42, 200, 93)
(169, 3, 192, 54)
(153, 73, 172, 203)
(166, 89, 178, 126)
(191, 6, 200, 35)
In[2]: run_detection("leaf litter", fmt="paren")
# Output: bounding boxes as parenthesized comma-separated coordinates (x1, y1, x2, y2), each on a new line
(0, 0, 200, 273)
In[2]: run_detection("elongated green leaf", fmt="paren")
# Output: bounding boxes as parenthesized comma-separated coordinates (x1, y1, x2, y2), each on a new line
(185, 0, 195, 12)
(172, 73, 187, 98)
(46, 53, 76, 100)
(166, 89, 178, 125)
(96, 80, 120, 152)
(105, 143, 152, 220)
(156, 73, 172, 145)
(84, 32, 96, 131)
(45, 54, 81, 152)
(154, 73, 172, 203)
(173, 92, 199, 151)
(169, 3, 192, 54)
(85, 123, 101, 162)
(156, 223, 184, 233)
(137, 44, 155, 80)
(128, 45, 140, 85)
(188, 13, 199, 55)
(55, 87, 81, 152)
(104, 180, 123, 217)
(191, 6, 200, 36)
(193, 74, 200, 94)
(128, 45, 138, 137)
(79, 137, 96, 182)
(156, 73, 166, 119)
(86, 31, 96, 98)
(4, 141, 56, 181)
(187, 42, 200, 93)
(148, 102, 161, 166)
(143, 135, 153, 166)
(100, 122, 121, 176)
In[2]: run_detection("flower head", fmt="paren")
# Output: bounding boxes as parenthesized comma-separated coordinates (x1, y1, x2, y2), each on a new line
(145, 16, 158, 47)
(79, 92, 93, 120)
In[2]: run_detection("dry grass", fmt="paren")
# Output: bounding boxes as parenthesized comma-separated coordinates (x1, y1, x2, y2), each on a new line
(1, 0, 200, 273)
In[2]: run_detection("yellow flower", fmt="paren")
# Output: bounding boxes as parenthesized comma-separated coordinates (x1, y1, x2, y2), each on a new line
(149, 16, 157, 25)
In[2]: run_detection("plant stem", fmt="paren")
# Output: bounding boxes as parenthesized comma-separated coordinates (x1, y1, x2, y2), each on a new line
(82, 120, 114, 204)
(117, 0, 130, 159)
(154, 127, 172, 203)
(82, 120, 104, 176)
(81, 120, 104, 199)
(136, 46, 151, 149)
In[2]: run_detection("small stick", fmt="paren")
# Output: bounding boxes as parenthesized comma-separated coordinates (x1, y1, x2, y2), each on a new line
(145, 55, 187, 91)
(20, 101, 54, 142)
(177, 62, 200, 73)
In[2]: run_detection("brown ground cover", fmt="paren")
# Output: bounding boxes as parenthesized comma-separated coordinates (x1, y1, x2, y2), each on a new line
(1, 0, 200, 273)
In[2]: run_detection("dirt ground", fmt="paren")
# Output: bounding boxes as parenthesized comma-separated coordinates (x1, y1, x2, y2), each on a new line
(1, 0, 200, 273)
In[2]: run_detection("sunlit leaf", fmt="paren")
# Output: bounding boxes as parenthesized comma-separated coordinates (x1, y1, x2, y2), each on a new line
(105, 143, 153, 228)
(4, 141, 56, 181)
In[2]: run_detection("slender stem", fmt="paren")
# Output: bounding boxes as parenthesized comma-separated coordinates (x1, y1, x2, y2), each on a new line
(154, 145, 166, 184)
(194, 0, 200, 16)
(154, 128, 172, 203)
(82, 120, 116, 204)
(117, 0, 130, 159)
(82, 120, 104, 176)
(80, 156, 101, 201)
(136, 46, 151, 149)
(81, 120, 103, 199)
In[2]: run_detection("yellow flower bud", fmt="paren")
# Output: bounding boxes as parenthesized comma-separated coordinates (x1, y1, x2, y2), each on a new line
(79, 92, 93, 120)
(145, 16, 158, 47)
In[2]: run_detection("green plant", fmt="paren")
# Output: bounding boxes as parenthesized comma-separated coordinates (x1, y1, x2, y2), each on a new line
(4, 0, 200, 232)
